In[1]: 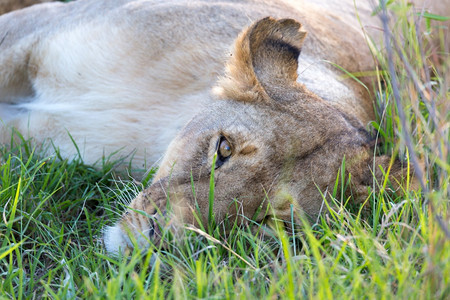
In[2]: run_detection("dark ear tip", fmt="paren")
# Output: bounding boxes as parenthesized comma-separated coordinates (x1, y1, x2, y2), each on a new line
(250, 17, 307, 48)
(253, 17, 301, 29)
(278, 18, 302, 31)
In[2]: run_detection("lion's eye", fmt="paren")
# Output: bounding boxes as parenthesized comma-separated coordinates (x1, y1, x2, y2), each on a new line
(219, 138, 232, 158)
(215, 136, 232, 169)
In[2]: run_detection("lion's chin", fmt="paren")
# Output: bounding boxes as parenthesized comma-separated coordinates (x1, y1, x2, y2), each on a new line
(103, 225, 132, 256)
(103, 223, 154, 256)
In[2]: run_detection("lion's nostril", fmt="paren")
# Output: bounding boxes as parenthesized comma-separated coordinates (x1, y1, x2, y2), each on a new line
(148, 226, 155, 238)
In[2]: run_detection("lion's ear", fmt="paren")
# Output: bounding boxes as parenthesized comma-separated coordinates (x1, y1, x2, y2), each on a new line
(215, 17, 307, 102)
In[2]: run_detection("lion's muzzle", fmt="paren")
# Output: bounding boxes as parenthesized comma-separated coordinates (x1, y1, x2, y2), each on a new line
(103, 182, 170, 255)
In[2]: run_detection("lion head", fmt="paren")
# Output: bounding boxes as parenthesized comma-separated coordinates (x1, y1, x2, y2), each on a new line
(104, 17, 413, 255)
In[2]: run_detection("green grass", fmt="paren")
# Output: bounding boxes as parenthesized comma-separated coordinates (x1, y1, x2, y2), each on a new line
(1, 2, 449, 299)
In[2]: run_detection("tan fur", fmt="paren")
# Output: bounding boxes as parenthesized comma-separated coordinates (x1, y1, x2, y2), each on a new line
(0, 0, 442, 255)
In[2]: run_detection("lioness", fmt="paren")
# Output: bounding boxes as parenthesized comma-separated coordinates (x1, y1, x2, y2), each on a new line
(0, 0, 434, 255)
